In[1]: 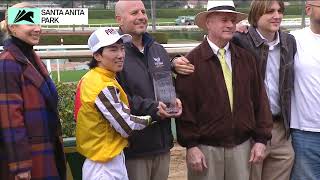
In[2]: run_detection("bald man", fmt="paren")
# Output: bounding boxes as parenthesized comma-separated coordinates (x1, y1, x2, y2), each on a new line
(290, 1, 320, 180)
(115, 1, 182, 180)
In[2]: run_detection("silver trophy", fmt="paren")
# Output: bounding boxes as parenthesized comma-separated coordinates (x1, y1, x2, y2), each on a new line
(153, 71, 177, 114)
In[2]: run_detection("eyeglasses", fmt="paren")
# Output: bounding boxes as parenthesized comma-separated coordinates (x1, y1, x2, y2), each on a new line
(309, 3, 320, 7)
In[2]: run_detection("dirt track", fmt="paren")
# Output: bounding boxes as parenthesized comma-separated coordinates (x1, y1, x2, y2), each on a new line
(168, 143, 187, 180)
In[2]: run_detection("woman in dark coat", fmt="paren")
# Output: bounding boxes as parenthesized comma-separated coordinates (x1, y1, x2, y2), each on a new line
(0, 2, 66, 180)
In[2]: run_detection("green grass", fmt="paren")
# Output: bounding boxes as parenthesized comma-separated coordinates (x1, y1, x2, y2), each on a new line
(51, 70, 88, 82)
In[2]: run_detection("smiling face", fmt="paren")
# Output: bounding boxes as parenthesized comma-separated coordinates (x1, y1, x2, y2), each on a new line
(206, 12, 237, 47)
(116, 0, 148, 37)
(94, 41, 126, 73)
(257, 1, 283, 35)
(9, 24, 41, 45)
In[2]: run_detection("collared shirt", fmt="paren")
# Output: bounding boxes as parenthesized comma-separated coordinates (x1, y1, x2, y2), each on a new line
(291, 27, 320, 132)
(256, 29, 281, 115)
(175, 39, 273, 148)
(233, 27, 297, 134)
(207, 37, 232, 71)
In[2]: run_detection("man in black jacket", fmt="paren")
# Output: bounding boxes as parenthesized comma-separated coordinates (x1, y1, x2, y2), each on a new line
(115, 1, 182, 180)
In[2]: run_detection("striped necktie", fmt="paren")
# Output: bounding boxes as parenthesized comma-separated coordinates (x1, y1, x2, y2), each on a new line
(218, 48, 233, 111)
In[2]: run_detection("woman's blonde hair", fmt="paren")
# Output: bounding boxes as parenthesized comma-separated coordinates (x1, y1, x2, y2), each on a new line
(0, 2, 35, 35)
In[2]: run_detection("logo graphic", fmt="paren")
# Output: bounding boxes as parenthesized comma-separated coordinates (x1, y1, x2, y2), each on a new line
(14, 10, 34, 23)
(105, 28, 117, 35)
(8, 8, 88, 25)
(8, 8, 40, 25)
(154, 57, 161, 63)
(153, 57, 164, 68)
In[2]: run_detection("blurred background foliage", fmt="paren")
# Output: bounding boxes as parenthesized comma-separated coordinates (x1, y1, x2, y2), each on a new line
(56, 81, 77, 137)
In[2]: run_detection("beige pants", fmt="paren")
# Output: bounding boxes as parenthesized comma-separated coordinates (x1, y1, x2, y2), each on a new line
(125, 152, 170, 180)
(188, 140, 251, 180)
(250, 121, 294, 180)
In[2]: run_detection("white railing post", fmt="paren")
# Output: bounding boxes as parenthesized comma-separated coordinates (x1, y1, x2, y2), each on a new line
(46, 60, 52, 78)
(56, 38, 64, 82)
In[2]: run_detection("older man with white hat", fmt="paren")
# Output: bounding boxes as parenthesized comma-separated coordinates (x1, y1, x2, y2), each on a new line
(175, 1, 273, 180)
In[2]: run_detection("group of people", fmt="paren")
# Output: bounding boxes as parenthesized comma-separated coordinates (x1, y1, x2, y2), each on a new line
(0, 0, 319, 180)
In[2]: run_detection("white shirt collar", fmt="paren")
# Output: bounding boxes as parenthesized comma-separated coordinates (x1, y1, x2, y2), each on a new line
(206, 36, 232, 71)
(256, 29, 280, 50)
(206, 37, 230, 55)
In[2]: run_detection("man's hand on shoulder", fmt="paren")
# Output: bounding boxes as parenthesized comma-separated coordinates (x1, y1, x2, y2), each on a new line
(172, 56, 195, 75)
(236, 22, 249, 33)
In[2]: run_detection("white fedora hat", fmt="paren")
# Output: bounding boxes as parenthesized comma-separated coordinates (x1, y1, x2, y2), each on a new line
(195, 0, 247, 31)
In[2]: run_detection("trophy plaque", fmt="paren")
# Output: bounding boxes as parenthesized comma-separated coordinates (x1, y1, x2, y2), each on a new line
(153, 71, 177, 114)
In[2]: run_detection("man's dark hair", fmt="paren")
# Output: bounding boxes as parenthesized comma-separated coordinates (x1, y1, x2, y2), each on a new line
(88, 39, 125, 69)
(88, 47, 103, 69)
